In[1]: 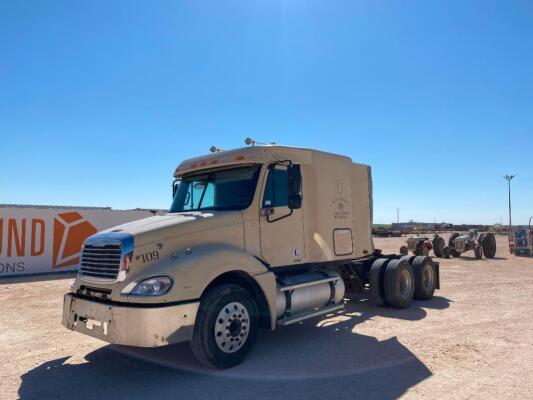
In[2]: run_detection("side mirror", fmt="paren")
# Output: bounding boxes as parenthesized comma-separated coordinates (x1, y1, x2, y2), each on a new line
(288, 193, 302, 210)
(287, 164, 302, 195)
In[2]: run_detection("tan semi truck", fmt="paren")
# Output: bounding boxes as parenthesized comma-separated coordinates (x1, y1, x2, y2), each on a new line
(62, 143, 439, 368)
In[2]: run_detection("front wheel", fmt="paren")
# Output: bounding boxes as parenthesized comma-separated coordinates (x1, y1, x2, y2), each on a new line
(190, 284, 258, 369)
(474, 245, 483, 259)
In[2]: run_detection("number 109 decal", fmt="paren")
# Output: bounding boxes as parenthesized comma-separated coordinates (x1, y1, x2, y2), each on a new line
(139, 250, 160, 264)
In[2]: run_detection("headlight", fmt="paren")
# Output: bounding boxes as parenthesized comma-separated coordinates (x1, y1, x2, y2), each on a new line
(130, 276, 173, 296)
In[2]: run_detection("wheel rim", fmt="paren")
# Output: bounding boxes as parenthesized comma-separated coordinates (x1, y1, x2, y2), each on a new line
(422, 265, 434, 290)
(398, 269, 413, 299)
(214, 301, 250, 353)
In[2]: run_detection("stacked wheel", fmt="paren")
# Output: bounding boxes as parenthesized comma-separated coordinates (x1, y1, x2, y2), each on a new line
(481, 233, 497, 259)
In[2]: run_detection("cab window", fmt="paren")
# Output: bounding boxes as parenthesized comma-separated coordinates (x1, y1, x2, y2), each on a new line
(263, 168, 288, 208)
(170, 165, 260, 212)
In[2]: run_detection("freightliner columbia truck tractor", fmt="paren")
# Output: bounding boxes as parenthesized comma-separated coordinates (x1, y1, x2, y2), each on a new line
(62, 142, 440, 368)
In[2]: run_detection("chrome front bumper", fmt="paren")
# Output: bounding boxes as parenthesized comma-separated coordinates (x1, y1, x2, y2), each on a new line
(62, 293, 199, 347)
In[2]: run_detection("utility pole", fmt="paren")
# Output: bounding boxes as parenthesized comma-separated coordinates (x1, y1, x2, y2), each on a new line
(396, 208, 400, 224)
(503, 175, 515, 244)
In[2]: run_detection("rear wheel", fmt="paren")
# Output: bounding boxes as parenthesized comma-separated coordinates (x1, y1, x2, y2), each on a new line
(400, 255, 416, 264)
(190, 284, 258, 369)
(369, 258, 390, 306)
(383, 259, 415, 308)
(482, 233, 497, 259)
(449, 233, 462, 257)
(412, 256, 436, 300)
(432, 236, 445, 258)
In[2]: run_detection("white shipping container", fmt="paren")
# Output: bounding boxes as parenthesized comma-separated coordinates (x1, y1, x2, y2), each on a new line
(0, 205, 155, 277)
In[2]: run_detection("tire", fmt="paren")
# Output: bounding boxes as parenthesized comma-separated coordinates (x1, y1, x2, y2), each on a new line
(450, 249, 462, 257)
(442, 246, 451, 259)
(190, 284, 258, 369)
(448, 232, 460, 247)
(383, 259, 415, 308)
(414, 244, 428, 256)
(369, 258, 390, 306)
(448, 233, 462, 258)
(474, 245, 483, 259)
(432, 237, 445, 258)
(400, 255, 416, 264)
(411, 256, 436, 300)
(482, 232, 497, 259)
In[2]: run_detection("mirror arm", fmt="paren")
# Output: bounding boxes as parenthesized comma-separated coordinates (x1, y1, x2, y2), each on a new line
(172, 178, 179, 197)
(267, 207, 294, 223)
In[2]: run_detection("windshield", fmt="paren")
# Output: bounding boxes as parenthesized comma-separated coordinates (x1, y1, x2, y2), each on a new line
(170, 165, 261, 213)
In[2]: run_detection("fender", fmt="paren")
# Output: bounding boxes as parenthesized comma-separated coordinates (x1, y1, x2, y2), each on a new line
(125, 243, 278, 328)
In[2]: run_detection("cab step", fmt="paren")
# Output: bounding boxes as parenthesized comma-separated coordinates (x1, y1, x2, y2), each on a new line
(277, 303, 344, 326)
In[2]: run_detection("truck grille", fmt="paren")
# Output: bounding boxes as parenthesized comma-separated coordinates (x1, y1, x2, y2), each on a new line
(79, 244, 122, 280)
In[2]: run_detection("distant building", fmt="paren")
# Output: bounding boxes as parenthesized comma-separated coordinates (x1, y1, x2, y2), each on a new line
(391, 221, 452, 233)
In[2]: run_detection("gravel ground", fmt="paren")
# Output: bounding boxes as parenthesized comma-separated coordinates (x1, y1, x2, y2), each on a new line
(1, 234, 532, 400)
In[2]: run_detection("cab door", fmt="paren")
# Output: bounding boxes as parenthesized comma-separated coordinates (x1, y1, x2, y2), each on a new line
(259, 164, 305, 267)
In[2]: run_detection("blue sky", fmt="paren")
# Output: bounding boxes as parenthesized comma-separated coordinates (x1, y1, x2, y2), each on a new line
(1, 0, 532, 225)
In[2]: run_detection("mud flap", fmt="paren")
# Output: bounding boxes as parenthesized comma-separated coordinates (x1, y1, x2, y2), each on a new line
(434, 262, 440, 290)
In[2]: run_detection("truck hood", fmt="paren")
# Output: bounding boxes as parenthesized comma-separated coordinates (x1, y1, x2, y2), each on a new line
(100, 211, 243, 246)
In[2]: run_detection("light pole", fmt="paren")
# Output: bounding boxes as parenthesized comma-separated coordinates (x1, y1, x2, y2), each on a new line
(396, 208, 400, 224)
(503, 175, 515, 244)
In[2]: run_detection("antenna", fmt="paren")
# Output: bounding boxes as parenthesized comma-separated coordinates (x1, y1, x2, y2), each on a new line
(244, 137, 276, 147)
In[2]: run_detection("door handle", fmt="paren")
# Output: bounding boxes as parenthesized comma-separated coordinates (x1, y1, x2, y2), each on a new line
(261, 208, 275, 217)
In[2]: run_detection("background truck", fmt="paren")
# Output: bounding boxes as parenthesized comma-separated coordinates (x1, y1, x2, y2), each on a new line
(62, 142, 440, 369)
(513, 217, 533, 257)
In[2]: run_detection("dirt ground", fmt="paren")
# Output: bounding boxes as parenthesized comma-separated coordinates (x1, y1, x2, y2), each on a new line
(1, 234, 533, 400)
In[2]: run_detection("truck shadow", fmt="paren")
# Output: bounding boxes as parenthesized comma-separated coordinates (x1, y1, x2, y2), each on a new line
(449, 256, 507, 262)
(18, 295, 450, 400)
